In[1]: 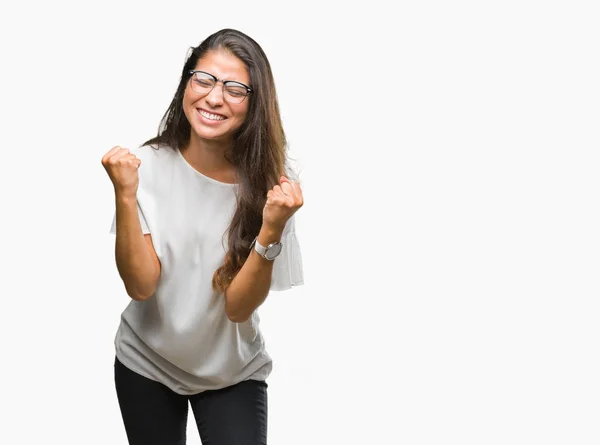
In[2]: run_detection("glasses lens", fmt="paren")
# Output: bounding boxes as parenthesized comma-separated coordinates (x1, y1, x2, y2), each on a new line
(191, 72, 215, 94)
(224, 83, 248, 104)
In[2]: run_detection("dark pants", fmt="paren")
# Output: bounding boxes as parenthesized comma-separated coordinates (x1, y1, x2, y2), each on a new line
(114, 357, 268, 445)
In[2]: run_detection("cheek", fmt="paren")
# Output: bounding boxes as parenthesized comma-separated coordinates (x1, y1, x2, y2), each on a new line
(182, 89, 193, 109)
(182, 102, 192, 124)
(182, 91, 196, 121)
(233, 104, 249, 122)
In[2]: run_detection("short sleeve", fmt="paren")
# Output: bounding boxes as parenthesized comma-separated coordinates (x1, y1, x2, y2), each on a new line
(270, 217, 304, 291)
(109, 200, 151, 235)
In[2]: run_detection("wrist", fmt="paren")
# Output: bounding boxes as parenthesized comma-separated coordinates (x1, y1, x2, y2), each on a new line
(257, 223, 284, 245)
(115, 193, 137, 206)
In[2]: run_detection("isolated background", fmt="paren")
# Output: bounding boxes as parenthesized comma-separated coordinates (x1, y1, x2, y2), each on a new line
(0, 1, 598, 444)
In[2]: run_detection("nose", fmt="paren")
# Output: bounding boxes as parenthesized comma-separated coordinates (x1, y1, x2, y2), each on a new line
(204, 83, 225, 107)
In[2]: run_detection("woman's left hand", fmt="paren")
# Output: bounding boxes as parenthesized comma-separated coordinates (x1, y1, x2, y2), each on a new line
(262, 176, 304, 232)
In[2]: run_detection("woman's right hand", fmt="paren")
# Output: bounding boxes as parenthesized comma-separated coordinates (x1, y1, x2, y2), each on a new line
(101, 146, 141, 198)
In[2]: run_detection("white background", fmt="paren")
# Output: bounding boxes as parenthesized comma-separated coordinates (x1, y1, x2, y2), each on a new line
(0, 1, 598, 444)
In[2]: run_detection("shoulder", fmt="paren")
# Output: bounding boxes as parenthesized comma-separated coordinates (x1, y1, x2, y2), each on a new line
(132, 144, 175, 163)
(133, 145, 178, 191)
(132, 144, 179, 174)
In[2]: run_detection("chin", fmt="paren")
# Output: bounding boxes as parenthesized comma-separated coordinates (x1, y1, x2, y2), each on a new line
(192, 127, 232, 143)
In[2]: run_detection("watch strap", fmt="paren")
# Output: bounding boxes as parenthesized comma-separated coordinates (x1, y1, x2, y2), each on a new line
(253, 239, 268, 257)
(250, 237, 282, 260)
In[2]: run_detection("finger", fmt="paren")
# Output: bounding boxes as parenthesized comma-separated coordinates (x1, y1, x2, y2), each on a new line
(102, 145, 124, 164)
(280, 175, 290, 185)
(281, 181, 295, 198)
(123, 155, 141, 167)
(273, 185, 283, 195)
(115, 147, 131, 157)
(291, 182, 303, 200)
(286, 182, 303, 206)
(110, 149, 133, 163)
(291, 181, 302, 194)
(126, 155, 142, 168)
(267, 189, 289, 205)
(122, 159, 141, 170)
(108, 154, 138, 169)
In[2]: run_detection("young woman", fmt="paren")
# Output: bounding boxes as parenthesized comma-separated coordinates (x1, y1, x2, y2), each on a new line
(101, 28, 304, 445)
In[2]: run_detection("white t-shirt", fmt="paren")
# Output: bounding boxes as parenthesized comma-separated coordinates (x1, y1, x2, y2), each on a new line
(109, 144, 303, 395)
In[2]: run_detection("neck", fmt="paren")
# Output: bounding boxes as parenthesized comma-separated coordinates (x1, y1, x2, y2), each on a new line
(181, 133, 236, 178)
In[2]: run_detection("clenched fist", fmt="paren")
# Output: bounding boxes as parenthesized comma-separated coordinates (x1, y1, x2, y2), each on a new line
(101, 146, 142, 198)
(262, 176, 304, 231)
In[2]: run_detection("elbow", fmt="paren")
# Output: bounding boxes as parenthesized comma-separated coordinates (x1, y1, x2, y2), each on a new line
(125, 283, 156, 302)
(227, 313, 251, 324)
(121, 269, 160, 302)
(224, 290, 260, 324)
(129, 292, 152, 302)
(225, 305, 251, 323)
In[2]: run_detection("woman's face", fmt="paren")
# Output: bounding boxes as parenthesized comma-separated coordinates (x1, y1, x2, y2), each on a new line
(183, 49, 251, 145)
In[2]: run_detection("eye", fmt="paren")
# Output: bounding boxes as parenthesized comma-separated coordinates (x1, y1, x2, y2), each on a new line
(226, 89, 245, 98)
(225, 85, 247, 97)
(192, 72, 215, 88)
(194, 78, 214, 88)
(196, 79, 213, 87)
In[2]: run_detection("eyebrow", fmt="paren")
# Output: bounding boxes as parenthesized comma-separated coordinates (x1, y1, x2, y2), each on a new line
(194, 70, 249, 85)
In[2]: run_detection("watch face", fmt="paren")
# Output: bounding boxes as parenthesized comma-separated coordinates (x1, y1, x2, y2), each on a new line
(265, 242, 283, 260)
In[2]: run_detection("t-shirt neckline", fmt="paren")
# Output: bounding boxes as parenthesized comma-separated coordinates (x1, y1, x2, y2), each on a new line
(175, 147, 238, 187)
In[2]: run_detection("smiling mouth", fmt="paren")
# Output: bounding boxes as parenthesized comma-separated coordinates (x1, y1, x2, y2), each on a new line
(198, 109, 226, 121)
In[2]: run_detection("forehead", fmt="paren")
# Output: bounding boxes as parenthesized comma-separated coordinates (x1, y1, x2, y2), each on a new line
(194, 49, 249, 84)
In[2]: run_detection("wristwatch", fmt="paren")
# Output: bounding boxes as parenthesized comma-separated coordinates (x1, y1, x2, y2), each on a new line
(250, 237, 283, 261)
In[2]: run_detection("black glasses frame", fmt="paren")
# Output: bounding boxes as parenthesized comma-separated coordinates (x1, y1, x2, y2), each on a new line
(188, 70, 253, 102)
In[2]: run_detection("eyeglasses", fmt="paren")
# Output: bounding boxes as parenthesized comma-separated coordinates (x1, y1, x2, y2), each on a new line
(188, 70, 252, 104)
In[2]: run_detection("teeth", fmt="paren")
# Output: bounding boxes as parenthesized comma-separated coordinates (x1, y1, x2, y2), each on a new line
(199, 110, 225, 121)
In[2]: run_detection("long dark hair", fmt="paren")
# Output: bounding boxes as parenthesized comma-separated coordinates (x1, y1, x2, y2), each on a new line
(143, 28, 287, 293)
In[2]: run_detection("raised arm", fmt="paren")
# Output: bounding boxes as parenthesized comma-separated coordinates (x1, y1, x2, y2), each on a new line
(114, 196, 161, 301)
(102, 146, 161, 301)
(224, 176, 303, 322)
